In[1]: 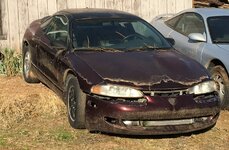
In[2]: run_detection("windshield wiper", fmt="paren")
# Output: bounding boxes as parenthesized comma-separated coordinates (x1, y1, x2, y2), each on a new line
(73, 47, 122, 52)
(125, 45, 161, 52)
(73, 47, 106, 52)
(98, 47, 122, 52)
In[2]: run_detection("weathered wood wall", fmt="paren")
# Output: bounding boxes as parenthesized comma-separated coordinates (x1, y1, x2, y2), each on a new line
(0, 0, 193, 52)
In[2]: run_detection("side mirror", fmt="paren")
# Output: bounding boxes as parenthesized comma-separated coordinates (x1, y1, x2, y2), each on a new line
(188, 33, 206, 42)
(166, 38, 175, 46)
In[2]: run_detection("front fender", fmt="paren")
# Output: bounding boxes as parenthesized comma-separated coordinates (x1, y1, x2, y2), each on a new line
(64, 53, 104, 94)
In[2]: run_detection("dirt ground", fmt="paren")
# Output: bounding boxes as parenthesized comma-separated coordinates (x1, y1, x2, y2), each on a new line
(0, 76, 229, 150)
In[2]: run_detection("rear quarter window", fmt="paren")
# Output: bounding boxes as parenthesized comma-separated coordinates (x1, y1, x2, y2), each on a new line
(165, 15, 183, 28)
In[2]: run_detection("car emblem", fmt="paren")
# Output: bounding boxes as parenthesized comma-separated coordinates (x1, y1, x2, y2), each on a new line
(168, 98, 177, 106)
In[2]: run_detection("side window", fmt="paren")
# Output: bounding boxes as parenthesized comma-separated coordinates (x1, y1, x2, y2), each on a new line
(132, 21, 163, 45)
(44, 15, 69, 47)
(166, 15, 183, 28)
(40, 17, 53, 31)
(171, 13, 205, 36)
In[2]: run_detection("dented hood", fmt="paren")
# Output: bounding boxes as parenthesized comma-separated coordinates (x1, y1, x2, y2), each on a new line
(74, 50, 209, 90)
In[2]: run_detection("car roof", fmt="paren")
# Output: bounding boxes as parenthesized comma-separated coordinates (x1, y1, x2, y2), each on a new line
(55, 8, 141, 20)
(180, 8, 229, 19)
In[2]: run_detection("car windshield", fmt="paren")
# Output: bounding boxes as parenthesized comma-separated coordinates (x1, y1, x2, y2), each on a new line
(72, 18, 171, 51)
(208, 16, 229, 43)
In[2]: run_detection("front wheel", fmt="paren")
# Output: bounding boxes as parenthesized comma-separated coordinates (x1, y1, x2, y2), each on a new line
(210, 65, 229, 109)
(22, 46, 39, 83)
(65, 74, 86, 129)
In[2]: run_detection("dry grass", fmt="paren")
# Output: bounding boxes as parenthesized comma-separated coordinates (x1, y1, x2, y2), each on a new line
(0, 76, 65, 129)
(0, 76, 229, 150)
(0, 94, 64, 128)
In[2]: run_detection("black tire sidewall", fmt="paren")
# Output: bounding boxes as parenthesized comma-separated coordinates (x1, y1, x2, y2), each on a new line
(210, 65, 229, 108)
(22, 46, 31, 82)
(65, 75, 86, 129)
(22, 46, 39, 83)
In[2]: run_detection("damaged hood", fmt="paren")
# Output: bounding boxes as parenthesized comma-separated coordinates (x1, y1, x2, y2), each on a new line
(74, 50, 209, 90)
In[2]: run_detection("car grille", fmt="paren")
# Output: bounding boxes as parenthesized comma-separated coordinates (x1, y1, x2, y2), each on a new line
(122, 116, 213, 127)
(143, 89, 218, 104)
(143, 89, 188, 97)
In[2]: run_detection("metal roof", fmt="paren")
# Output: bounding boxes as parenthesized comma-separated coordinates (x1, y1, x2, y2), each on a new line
(180, 8, 229, 19)
(55, 8, 140, 20)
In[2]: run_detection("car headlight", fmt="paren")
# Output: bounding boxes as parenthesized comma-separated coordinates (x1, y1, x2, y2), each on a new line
(188, 81, 218, 95)
(91, 84, 143, 98)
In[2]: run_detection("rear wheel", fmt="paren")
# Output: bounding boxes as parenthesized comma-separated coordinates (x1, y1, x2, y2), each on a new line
(210, 65, 229, 109)
(65, 74, 86, 129)
(22, 46, 39, 83)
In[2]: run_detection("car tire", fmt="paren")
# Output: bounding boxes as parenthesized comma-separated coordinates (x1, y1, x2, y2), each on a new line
(210, 65, 229, 109)
(65, 74, 86, 129)
(22, 45, 39, 83)
(220, 0, 229, 4)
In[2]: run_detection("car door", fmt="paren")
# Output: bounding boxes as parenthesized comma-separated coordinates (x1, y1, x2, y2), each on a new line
(38, 15, 69, 89)
(166, 13, 206, 62)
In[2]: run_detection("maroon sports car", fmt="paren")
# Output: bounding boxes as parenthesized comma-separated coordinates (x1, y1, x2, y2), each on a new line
(22, 8, 220, 135)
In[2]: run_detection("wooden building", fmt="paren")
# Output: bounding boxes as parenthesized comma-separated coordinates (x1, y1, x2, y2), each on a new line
(0, 0, 193, 52)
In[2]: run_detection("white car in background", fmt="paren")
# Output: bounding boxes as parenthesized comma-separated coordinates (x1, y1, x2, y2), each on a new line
(151, 8, 229, 109)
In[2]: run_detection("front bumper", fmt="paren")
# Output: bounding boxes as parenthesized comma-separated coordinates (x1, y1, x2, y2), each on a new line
(85, 94, 220, 135)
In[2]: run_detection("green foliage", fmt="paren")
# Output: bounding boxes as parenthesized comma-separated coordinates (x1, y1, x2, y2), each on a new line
(0, 137, 6, 146)
(54, 129, 73, 141)
(0, 48, 22, 76)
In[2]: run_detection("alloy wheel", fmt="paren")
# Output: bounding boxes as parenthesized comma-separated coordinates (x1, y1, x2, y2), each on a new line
(213, 73, 225, 103)
(24, 51, 31, 78)
(68, 85, 77, 121)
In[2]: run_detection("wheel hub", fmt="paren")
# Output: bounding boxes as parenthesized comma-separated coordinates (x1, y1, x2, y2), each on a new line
(213, 73, 225, 103)
(68, 86, 77, 121)
(24, 52, 31, 77)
